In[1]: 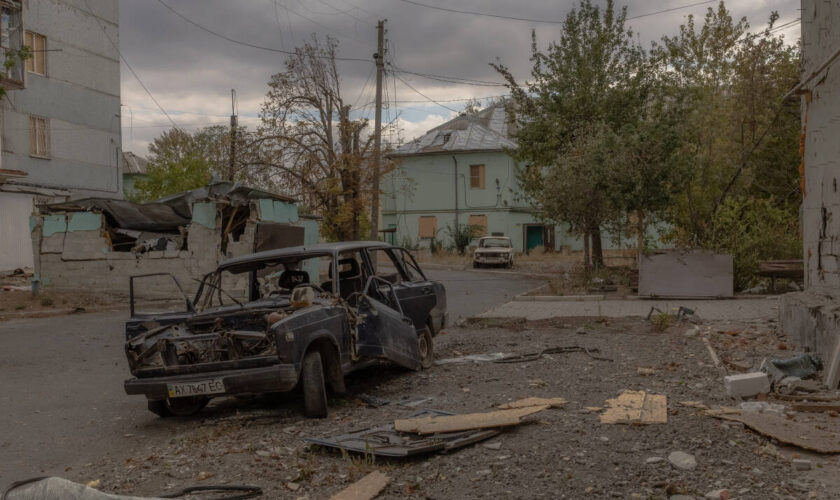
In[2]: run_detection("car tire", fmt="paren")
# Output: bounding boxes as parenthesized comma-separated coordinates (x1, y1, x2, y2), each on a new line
(507, 259, 514, 269)
(147, 399, 170, 418)
(473, 261, 480, 268)
(418, 327, 434, 369)
(302, 351, 328, 418)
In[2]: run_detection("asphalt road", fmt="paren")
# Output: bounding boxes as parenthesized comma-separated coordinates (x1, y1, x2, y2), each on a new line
(0, 268, 540, 486)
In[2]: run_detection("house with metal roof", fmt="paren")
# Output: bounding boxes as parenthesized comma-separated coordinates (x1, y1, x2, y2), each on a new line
(121, 151, 149, 199)
(382, 101, 562, 253)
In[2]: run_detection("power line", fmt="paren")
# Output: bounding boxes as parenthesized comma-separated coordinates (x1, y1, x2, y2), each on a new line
(83, 0, 179, 129)
(393, 73, 459, 113)
(156, 0, 371, 62)
(395, 0, 717, 25)
(390, 65, 507, 87)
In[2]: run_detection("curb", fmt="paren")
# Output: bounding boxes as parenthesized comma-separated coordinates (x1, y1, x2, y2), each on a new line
(0, 306, 126, 321)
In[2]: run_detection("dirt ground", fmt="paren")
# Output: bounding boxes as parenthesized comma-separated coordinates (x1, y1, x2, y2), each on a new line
(68, 317, 839, 500)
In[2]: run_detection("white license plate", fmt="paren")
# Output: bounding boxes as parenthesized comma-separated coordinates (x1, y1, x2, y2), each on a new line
(167, 379, 225, 398)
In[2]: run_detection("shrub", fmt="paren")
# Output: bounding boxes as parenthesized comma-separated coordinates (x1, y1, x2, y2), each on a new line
(445, 223, 480, 255)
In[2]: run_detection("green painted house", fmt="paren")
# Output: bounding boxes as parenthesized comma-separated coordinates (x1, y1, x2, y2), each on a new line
(383, 103, 572, 253)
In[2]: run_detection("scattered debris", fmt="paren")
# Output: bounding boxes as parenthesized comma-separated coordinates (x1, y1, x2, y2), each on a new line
(679, 401, 709, 410)
(637, 367, 655, 376)
(494, 345, 613, 364)
(739, 401, 785, 417)
(2, 476, 262, 500)
(600, 390, 667, 425)
(724, 372, 770, 398)
(497, 397, 568, 409)
(704, 488, 730, 500)
(707, 410, 840, 453)
(792, 458, 814, 471)
(434, 352, 510, 365)
(399, 397, 434, 408)
(329, 470, 389, 500)
(306, 410, 501, 457)
(395, 406, 548, 434)
(703, 337, 722, 368)
(762, 354, 823, 382)
(528, 379, 548, 388)
(575, 326, 586, 335)
(667, 451, 697, 470)
(358, 394, 390, 408)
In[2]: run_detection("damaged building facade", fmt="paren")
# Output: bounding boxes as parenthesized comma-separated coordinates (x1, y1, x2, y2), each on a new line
(780, 1, 840, 388)
(29, 182, 319, 296)
(0, 0, 122, 272)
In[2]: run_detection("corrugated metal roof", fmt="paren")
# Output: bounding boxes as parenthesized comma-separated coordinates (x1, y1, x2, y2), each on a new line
(391, 102, 517, 156)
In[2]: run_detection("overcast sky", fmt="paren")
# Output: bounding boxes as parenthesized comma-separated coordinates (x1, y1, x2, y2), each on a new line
(118, 0, 800, 155)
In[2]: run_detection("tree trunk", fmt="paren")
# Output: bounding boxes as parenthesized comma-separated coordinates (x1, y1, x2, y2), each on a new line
(636, 210, 645, 253)
(583, 229, 591, 274)
(591, 226, 604, 270)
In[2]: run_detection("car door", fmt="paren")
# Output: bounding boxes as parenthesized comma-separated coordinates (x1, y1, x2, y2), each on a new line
(355, 277, 422, 371)
(363, 248, 436, 332)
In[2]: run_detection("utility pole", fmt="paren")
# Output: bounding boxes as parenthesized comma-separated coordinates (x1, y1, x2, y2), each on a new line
(228, 89, 237, 181)
(369, 20, 385, 241)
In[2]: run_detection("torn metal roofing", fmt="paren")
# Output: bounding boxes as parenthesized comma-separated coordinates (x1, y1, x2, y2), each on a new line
(390, 102, 518, 157)
(121, 152, 149, 175)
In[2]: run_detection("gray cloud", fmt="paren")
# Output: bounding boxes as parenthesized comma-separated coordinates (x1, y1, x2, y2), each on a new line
(119, 0, 799, 154)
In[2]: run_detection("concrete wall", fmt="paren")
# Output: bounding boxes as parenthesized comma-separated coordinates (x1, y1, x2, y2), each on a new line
(1, 0, 122, 198)
(800, 0, 840, 291)
(30, 200, 319, 297)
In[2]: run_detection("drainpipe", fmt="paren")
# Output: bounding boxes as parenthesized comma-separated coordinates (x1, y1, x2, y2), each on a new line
(452, 155, 459, 227)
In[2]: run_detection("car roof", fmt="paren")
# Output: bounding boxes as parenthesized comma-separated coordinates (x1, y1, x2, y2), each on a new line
(480, 236, 510, 239)
(218, 240, 393, 270)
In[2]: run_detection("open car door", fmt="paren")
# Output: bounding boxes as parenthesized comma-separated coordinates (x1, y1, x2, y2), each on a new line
(355, 276, 422, 371)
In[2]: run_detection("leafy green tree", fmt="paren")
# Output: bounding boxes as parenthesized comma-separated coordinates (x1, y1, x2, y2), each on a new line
(133, 153, 213, 201)
(493, 0, 648, 267)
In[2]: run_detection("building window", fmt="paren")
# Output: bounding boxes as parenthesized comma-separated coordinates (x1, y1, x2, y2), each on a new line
(468, 214, 487, 237)
(24, 31, 46, 76)
(29, 116, 49, 158)
(470, 164, 485, 189)
(418, 216, 437, 239)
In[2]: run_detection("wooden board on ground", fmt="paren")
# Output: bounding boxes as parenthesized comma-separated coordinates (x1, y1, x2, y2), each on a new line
(395, 406, 548, 434)
(330, 470, 390, 500)
(600, 390, 667, 424)
(497, 397, 568, 409)
(825, 338, 840, 391)
(707, 410, 840, 454)
(791, 403, 840, 413)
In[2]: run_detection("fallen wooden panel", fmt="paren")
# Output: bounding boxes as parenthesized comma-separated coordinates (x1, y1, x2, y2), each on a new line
(707, 411, 840, 454)
(395, 406, 548, 434)
(330, 470, 390, 500)
(600, 390, 667, 424)
(497, 397, 568, 409)
(791, 403, 840, 413)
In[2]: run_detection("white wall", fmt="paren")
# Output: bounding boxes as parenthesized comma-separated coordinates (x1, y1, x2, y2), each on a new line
(0, 193, 35, 271)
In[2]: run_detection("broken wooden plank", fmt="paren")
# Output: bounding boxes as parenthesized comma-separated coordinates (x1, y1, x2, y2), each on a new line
(679, 401, 710, 410)
(497, 397, 568, 409)
(702, 337, 722, 368)
(707, 410, 840, 454)
(791, 403, 840, 413)
(770, 393, 840, 402)
(330, 470, 390, 500)
(395, 406, 548, 434)
(825, 338, 840, 390)
(600, 390, 667, 424)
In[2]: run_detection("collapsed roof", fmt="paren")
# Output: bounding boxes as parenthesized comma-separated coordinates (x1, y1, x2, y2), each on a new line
(40, 181, 297, 232)
(390, 101, 518, 157)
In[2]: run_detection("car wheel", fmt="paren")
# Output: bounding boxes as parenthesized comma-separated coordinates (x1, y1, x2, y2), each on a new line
(507, 258, 514, 269)
(472, 261, 479, 268)
(147, 399, 170, 418)
(418, 328, 434, 369)
(302, 351, 328, 418)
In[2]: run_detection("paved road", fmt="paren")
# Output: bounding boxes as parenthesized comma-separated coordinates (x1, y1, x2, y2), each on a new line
(0, 268, 541, 485)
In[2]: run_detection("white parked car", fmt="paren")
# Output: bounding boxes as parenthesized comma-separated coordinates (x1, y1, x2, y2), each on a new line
(473, 236, 514, 268)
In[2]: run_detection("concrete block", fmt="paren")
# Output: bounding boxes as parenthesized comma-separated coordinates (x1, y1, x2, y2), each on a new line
(724, 372, 770, 398)
(639, 250, 733, 298)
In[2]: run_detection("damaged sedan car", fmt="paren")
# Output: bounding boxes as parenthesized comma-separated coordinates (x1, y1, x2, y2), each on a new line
(123, 242, 446, 418)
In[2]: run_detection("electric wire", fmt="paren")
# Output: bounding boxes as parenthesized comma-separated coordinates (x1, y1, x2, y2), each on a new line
(83, 0, 179, 129)
(394, 0, 718, 24)
(393, 73, 459, 113)
(156, 0, 370, 62)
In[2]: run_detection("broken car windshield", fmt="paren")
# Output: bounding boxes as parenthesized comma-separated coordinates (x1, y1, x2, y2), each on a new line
(480, 238, 510, 248)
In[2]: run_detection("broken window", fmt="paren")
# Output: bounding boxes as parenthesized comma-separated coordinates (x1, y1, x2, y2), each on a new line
(366, 248, 406, 285)
(470, 164, 485, 189)
(29, 115, 48, 157)
(24, 31, 45, 75)
(0, 1, 24, 87)
(418, 216, 437, 239)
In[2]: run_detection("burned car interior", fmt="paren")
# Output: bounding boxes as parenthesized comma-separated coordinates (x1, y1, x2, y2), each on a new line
(123, 242, 446, 418)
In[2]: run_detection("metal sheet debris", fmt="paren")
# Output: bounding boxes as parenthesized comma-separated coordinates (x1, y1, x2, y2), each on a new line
(305, 410, 501, 457)
(600, 390, 668, 425)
